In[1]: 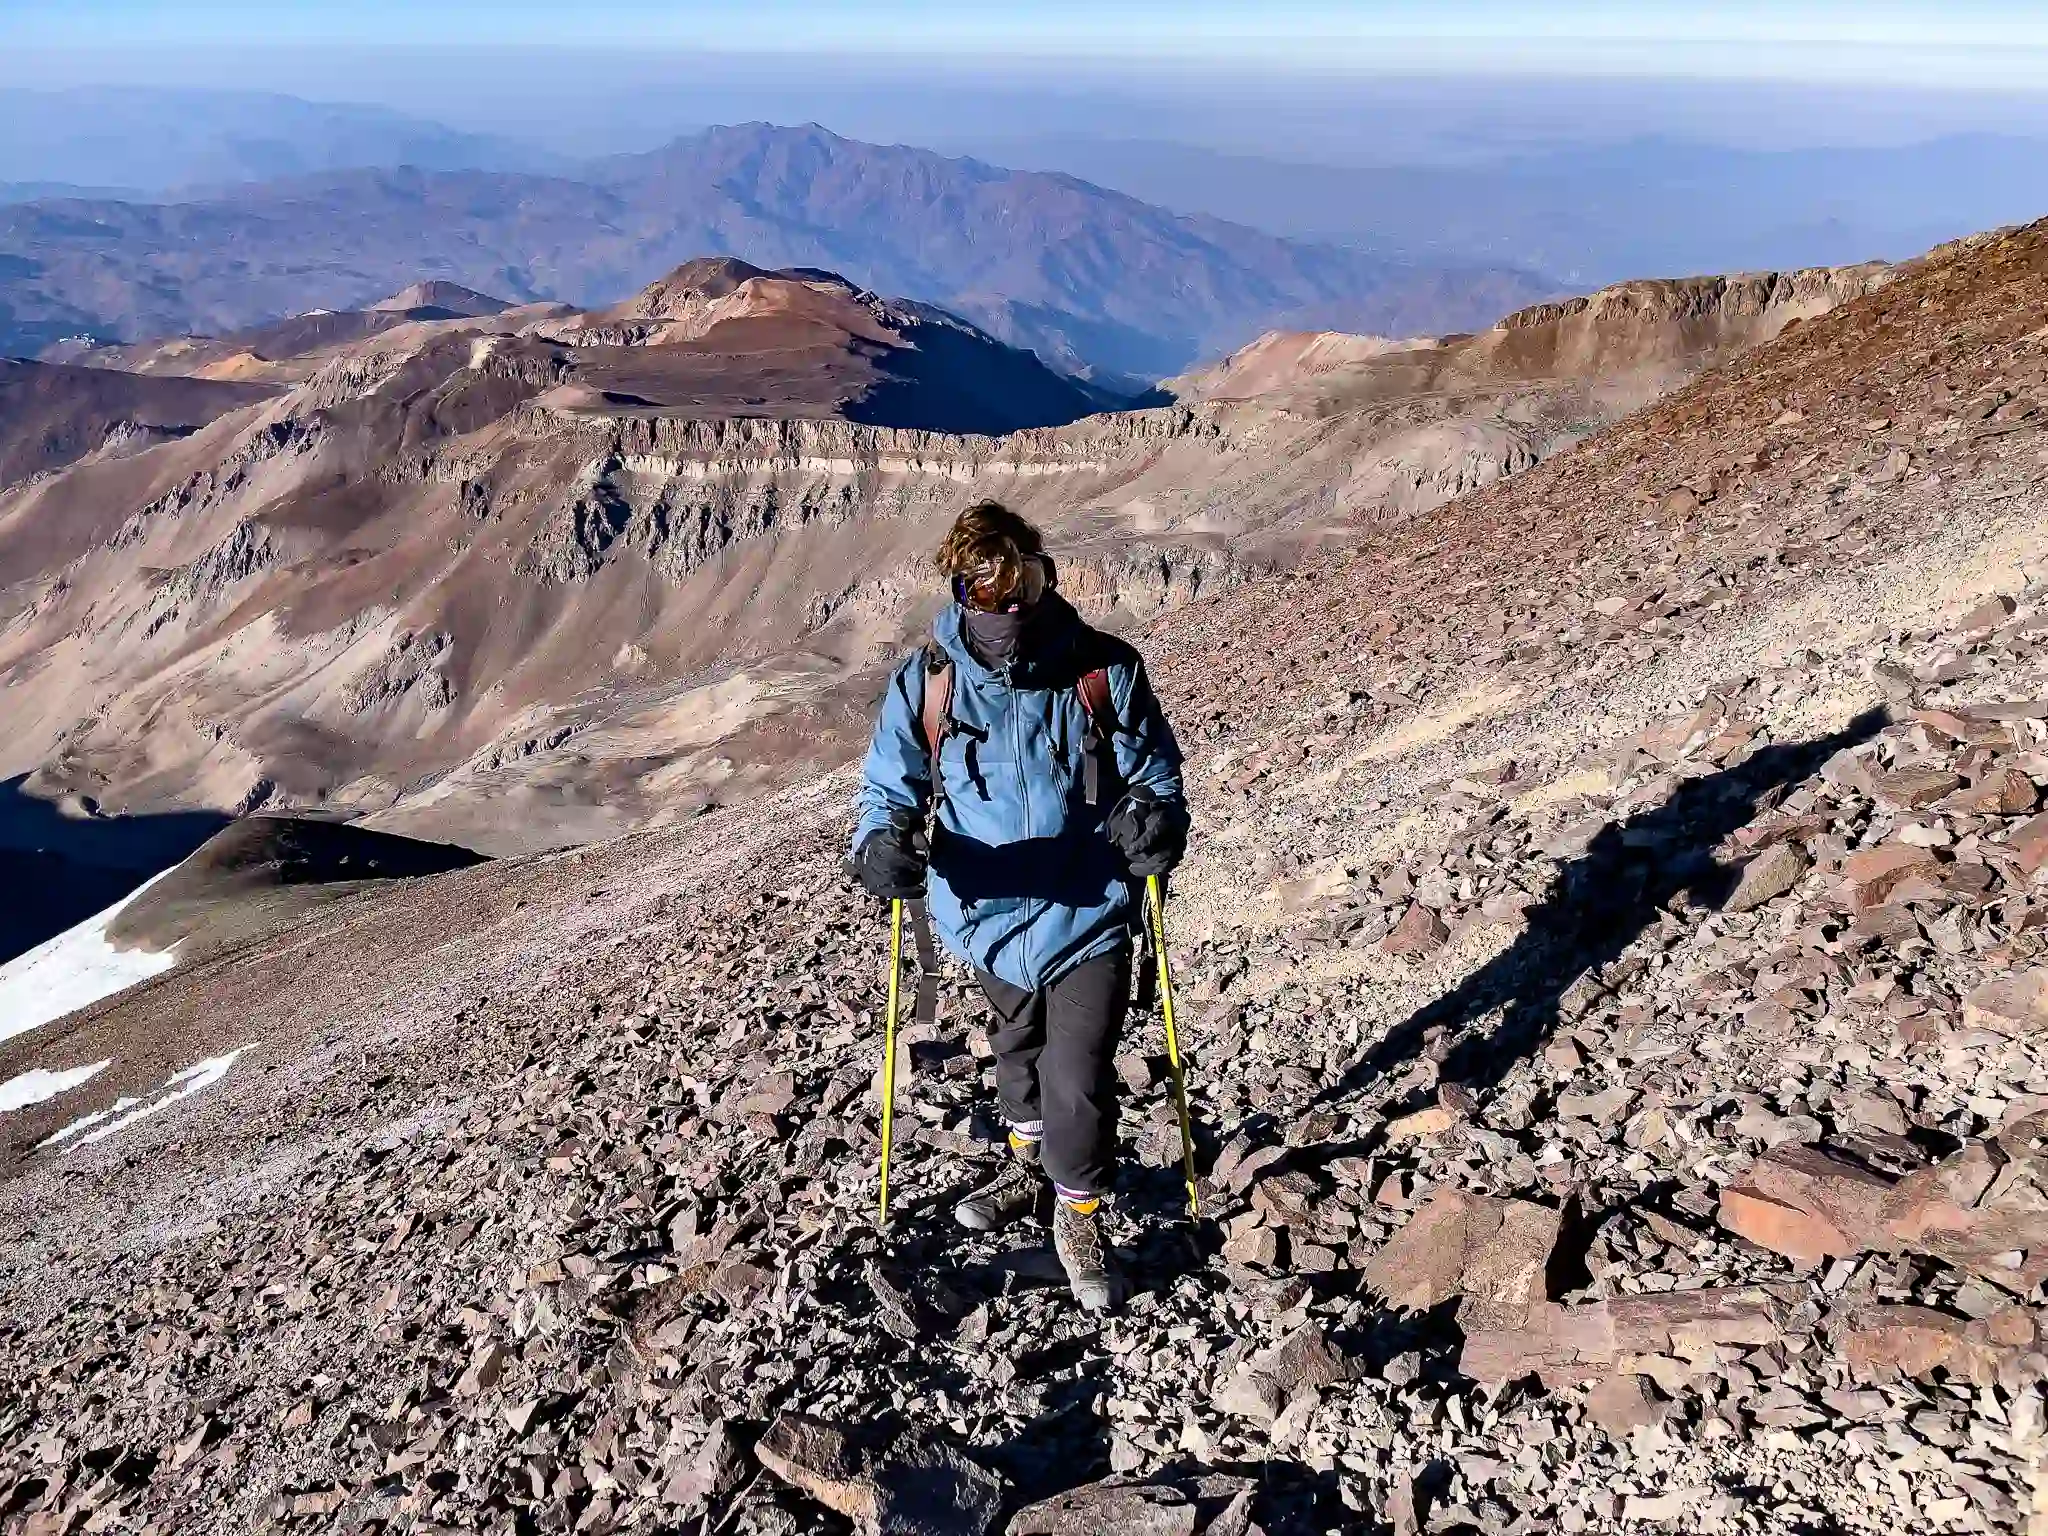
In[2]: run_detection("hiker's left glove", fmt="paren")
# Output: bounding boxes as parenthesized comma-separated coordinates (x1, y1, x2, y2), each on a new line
(853, 817, 928, 899)
(1107, 787, 1188, 878)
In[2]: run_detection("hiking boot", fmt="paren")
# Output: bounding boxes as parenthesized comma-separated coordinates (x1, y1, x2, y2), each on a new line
(953, 1164, 1039, 1232)
(953, 1131, 1042, 1232)
(1052, 1197, 1122, 1312)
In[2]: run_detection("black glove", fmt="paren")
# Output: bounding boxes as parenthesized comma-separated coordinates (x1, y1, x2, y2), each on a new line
(853, 816, 929, 899)
(1106, 786, 1188, 878)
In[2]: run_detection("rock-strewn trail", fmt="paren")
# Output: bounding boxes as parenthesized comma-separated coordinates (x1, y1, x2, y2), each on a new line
(4, 222, 2048, 1535)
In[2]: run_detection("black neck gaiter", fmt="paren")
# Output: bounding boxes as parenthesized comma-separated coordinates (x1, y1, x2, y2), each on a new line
(963, 606, 1033, 667)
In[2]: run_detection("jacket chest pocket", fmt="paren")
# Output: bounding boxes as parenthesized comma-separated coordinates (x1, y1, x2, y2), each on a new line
(939, 698, 1073, 804)
(1044, 702, 1089, 801)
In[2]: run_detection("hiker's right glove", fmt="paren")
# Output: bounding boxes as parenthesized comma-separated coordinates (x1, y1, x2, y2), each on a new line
(854, 818, 928, 900)
(1107, 787, 1189, 878)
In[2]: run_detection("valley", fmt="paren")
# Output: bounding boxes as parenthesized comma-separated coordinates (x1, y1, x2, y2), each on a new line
(0, 251, 1888, 875)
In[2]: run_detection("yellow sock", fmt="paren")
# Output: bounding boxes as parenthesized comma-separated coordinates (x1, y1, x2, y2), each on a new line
(1062, 1196, 1100, 1216)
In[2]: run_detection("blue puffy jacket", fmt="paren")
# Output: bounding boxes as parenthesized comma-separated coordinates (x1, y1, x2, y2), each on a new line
(854, 594, 1186, 991)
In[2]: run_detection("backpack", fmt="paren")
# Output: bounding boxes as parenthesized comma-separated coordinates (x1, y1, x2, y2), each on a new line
(917, 643, 1120, 808)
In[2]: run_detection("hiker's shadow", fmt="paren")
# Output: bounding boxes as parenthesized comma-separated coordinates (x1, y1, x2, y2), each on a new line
(1321, 707, 1888, 1111)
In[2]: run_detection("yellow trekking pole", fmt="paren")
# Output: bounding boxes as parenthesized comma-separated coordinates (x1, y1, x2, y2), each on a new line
(1146, 874, 1200, 1221)
(877, 897, 904, 1227)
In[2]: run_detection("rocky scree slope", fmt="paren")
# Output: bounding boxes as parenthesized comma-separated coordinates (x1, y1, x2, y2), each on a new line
(0, 257, 1883, 856)
(2, 224, 2048, 1533)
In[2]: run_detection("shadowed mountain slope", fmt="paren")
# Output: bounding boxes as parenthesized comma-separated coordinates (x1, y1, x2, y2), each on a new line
(0, 358, 279, 486)
(107, 814, 486, 962)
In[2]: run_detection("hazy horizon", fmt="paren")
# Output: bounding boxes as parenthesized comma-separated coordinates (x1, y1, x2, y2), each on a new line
(9, 0, 2048, 166)
(5, 61, 2048, 168)
(13, 0, 2048, 82)
(5, 4, 2048, 354)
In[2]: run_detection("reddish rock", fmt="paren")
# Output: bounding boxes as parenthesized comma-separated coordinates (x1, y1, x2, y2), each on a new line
(1962, 971, 2048, 1037)
(1958, 594, 2018, 632)
(1843, 1304, 2048, 1388)
(755, 1415, 1003, 1535)
(1222, 1226, 1282, 1269)
(1461, 1286, 1797, 1389)
(1657, 486, 1700, 518)
(755, 1415, 872, 1521)
(1870, 766, 1963, 810)
(1008, 1482, 1197, 1536)
(1841, 844, 1942, 910)
(1883, 1140, 2048, 1290)
(1384, 1104, 1461, 1142)
(1944, 766, 2040, 815)
(2010, 813, 2048, 875)
(1585, 1373, 1668, 1435)
(1719, 1132, 2048, 1289)
(1719, 1145, 1895, 1263)
(1381, 903, 1449, 957)
(1733, 814, 1831, 852)
(1914, 708, 2012, 748)
(1364, 1188, 1562, 1330)
(1213, 1322, 1358, 1425)
(1725, 843, 1809, 913)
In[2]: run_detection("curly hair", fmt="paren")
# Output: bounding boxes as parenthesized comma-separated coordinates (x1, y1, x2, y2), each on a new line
(934, 501, 1045, 582)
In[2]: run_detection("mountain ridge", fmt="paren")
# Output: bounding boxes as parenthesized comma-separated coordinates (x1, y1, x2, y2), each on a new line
(1173, 262, 1893, 414)
(0, 122, 1554, 380)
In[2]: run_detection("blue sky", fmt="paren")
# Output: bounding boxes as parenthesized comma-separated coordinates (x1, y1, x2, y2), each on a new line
(7, 0, 2048, 83)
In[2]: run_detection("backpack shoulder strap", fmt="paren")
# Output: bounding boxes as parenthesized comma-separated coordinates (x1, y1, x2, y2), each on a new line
(918, 644, 954, 802)
(1076, 666, 1116, 735)
(1074, 660, 1120, 807)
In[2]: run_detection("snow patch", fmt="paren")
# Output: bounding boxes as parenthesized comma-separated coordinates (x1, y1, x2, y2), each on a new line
(0, 1059, 111, 1113)
(38, 1045, 255, 1150)
(0, 868, 180, 1045)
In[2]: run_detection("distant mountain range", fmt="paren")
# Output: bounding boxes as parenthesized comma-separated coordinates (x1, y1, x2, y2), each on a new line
(0, 123, 1552, 383)
(963, 131, 2048, 286)
(0, 86, 562, 191)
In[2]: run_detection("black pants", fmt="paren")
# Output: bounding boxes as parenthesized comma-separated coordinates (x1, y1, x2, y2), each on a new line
(977, 942, 1130, 1199)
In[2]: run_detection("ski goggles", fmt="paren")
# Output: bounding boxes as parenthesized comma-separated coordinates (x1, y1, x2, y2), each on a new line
(953, 553, 1048, 614)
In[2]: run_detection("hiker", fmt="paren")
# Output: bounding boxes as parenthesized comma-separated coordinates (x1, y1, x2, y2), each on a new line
(851, 501, 1190, 1311)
